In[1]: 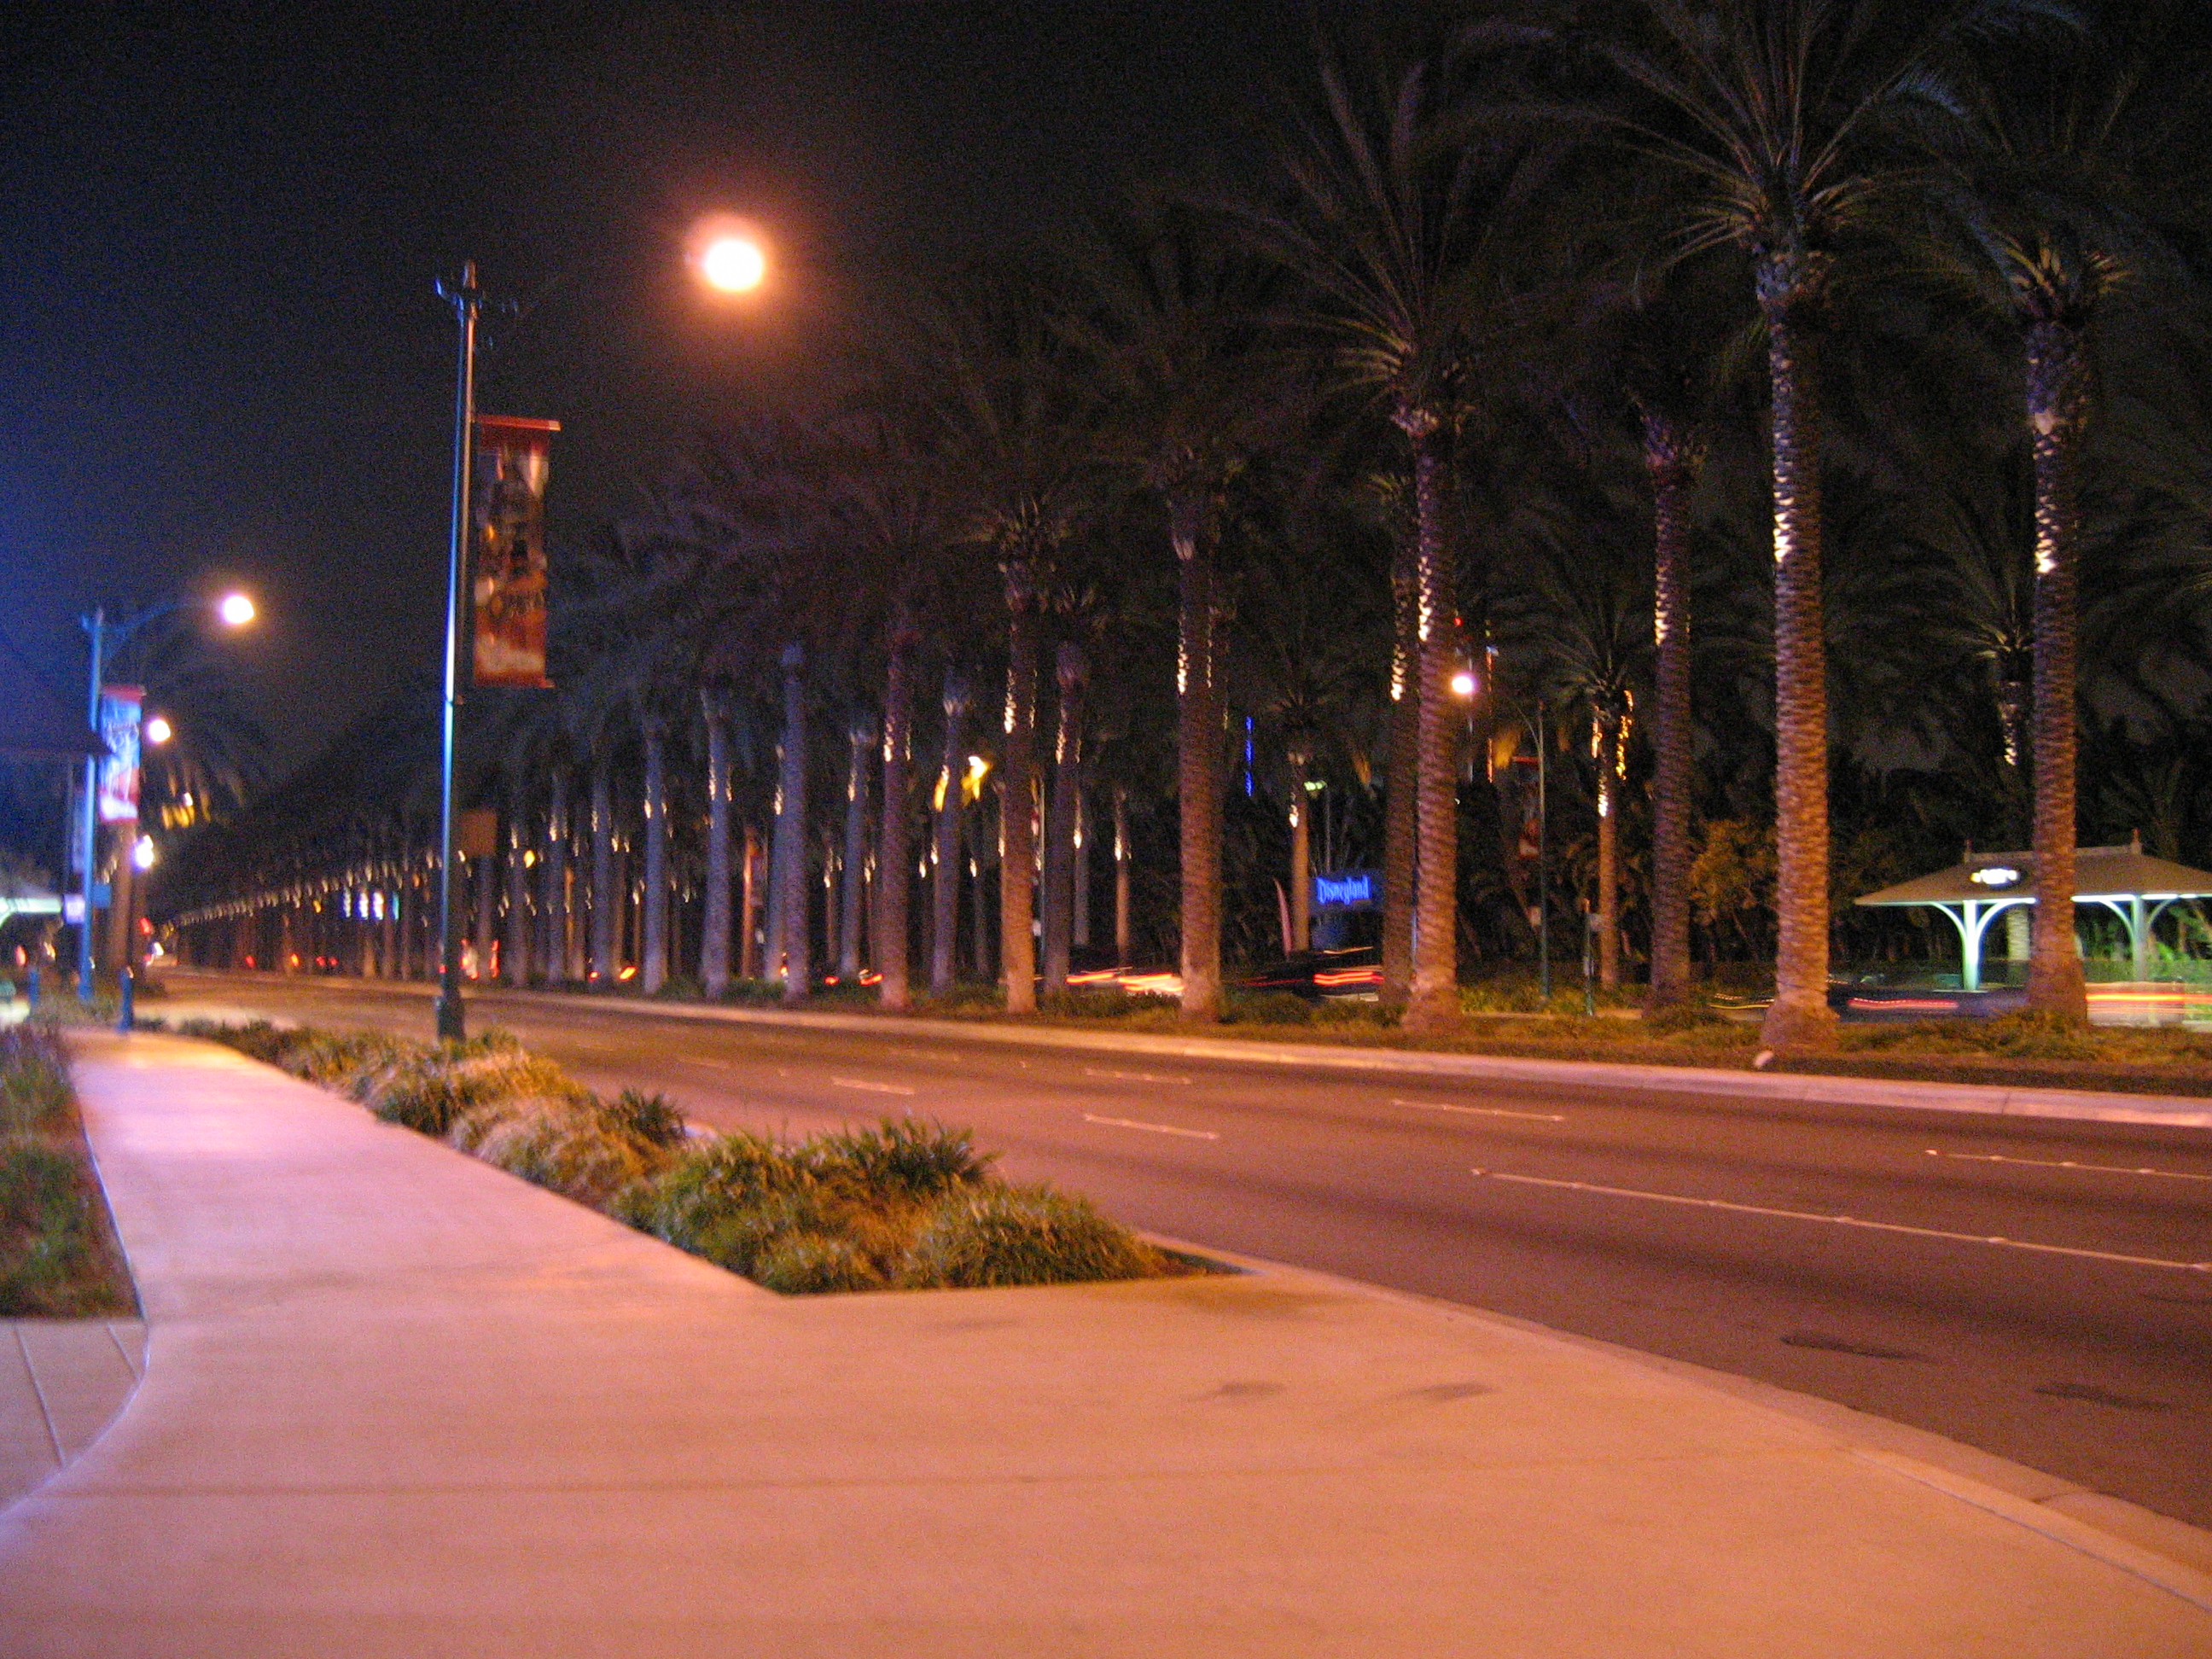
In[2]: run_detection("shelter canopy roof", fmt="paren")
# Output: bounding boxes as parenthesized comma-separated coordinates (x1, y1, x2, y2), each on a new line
(1855, 841, 2212, 907)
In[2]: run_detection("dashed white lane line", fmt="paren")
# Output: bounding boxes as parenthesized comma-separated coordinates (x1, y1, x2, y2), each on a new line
(831, 1077, 918, 1097)
(1083, 1113, 1220, 1141)
(1925, 1149, 2212, 1183)
(683, 1056, 737, 1069)
(1396, 1098, 1564, 1123)
(1085, 1067, 1192, 1086)
(1471, 1169, 2212, 1272)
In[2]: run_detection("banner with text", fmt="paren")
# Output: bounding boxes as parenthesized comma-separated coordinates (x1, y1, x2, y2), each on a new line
(96, 686, 143, 824)
(469, 415, 561, 687)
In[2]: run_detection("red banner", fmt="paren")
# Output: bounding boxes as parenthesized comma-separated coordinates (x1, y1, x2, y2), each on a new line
(470, 415, 560, 687)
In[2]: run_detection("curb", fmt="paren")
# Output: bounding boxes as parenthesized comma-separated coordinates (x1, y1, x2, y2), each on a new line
(1160, 1233, 2212, 1615)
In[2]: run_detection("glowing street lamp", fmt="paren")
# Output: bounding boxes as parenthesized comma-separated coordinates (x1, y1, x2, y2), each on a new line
(701, 234, 766, 293)
(74, 589, 257, 1001)
(1449, 670, 1477, 700)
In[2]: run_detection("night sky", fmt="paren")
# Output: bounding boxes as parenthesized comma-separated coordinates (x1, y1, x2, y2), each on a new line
(1, 1, 1310, 773)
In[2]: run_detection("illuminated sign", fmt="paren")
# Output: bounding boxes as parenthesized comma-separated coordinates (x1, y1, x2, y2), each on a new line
(1313, 870, 1379, 911)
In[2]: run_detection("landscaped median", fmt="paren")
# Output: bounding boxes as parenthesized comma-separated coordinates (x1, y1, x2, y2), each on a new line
(0, 1027, 136, 1318)
(167, 1019, 1209, 1295)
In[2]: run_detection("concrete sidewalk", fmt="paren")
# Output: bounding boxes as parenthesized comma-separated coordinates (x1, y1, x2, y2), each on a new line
(3, 1034, 2208, 1657)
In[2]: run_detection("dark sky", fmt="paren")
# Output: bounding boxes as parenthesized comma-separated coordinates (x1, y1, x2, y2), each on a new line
(0, 0, 1312, 773)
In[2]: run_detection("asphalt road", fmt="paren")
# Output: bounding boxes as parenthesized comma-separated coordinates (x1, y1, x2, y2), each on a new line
(155, 970, 2212, 1529)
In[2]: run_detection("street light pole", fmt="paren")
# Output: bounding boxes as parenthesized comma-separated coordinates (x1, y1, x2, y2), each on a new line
(77, 607, 106, 1000)
(434, 261, 482, 1042)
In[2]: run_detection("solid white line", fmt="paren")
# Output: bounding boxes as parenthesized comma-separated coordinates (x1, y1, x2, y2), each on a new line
(1083, 1113, 1219, 1141)
(830, 1076, 917, 1097)
(1085, 1066, 1192, 1086)
(1470, 1169, 2212, 1273)
(1395, 1097, 1564, 1122)
(1924, 1149, 2212, 1183)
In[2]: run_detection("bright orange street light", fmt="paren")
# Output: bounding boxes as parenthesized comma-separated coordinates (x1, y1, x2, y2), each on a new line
(691, 216, 769, 294)
(143, 714, 173, 745)
(218, 591, 256, 627)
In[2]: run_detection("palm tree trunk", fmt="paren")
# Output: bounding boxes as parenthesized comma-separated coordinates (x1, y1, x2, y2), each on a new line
(1596, 707, 1621, 992)
(2025, 318, 2090, 1021)
(930, 673, 969, 993)
(1288, 748, 1312, 952)
(1403, 416, 1461, 1031)
(1757, 279, 1837, 1051)
(641, 721, 668, 994)
(503, 795, 530, 986)
(544, 769, 570, 981)
(701, 691, 733, 998)
(1381, 521, 1418, 1007)
(589, 759, 616, 987)
(1644, 410, 1702, 1010)
(740, 825, 760, 981)
(1114, 783, 1131, 964)
(999, 572, 1040, 1015)
(1172, 495, 1222, 1020)
(1041, 642, 1086, 994)
(474, 847, 495, 981)
(777, 643, 809, 1004)
(841, 715, 872, 979)
(875, 628, 917, 1010)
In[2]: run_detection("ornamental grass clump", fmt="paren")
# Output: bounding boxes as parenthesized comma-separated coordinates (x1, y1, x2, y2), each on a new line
(899, 1185, 1161, 1289)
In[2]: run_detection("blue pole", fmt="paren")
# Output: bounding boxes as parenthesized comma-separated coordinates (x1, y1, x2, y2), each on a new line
(434, 263, 481, 1042)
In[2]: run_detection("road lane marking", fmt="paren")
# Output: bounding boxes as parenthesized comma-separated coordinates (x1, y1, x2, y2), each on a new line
(684, 1057, 737, 1070)
(831, 1077, 917, 1097)
(1924, 1150, 2212, 1184)
(1085, 1067, 1192, 1086)
(1469, 1170, 2212, 1272)
(1395, 1098, 1564, 1123)
(1083, 1113, 1219, 1141)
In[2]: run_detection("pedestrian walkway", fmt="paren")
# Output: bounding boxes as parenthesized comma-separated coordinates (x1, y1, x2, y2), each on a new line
(3, 1031, 2208, 1657)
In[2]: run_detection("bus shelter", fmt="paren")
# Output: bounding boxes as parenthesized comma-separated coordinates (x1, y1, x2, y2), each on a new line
(1854, 837, 2212, 992)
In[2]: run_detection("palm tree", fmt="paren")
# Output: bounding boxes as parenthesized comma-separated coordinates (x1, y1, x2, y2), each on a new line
(1915, 0, 2205, 1018)
(1072, 199, 1287, 1019)
(1588, 0, 2038, 1046)
(1040, 641, 1088, 992)
(1241, 49, 1548, 1029)
(913, 266, 1097, 1015)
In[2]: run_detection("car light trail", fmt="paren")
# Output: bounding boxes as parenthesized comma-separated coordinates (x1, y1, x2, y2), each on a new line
(1084, 1067, 1191, 1086)
(830, 1076, 917, 1096)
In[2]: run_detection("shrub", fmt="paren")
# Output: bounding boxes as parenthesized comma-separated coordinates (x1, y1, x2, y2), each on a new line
(356, 1047, 582, 1137)
(1222, 990, 1315, 1026)
(899, 1185, 1157, 1289)
(616, 1132, 812, 1251)
(0, 1142, 129, 1316)
(466, 1108, 656, 1208)
(799, 1119, 994, 1202)
(0, 1027, 72, 1135)
(752, 1231, 886, 1295)
(1642, 1003, 1733, 1036)
(599, 1087, 689, 1149)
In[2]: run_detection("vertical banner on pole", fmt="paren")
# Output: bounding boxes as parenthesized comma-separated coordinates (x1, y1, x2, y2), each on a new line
(469, 415, 561, 688)
(96, 687, 144, 824)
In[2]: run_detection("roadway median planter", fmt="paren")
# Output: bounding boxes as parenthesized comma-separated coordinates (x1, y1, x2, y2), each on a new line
(169, 1018, 1214, 1295)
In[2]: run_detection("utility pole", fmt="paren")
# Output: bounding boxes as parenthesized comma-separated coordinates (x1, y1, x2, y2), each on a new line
(77, 608, 105, 999)
(434, 261, 482, 1041)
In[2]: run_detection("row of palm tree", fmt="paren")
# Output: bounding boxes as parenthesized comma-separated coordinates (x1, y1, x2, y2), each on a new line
(157, 1, 2212, 1045)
